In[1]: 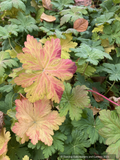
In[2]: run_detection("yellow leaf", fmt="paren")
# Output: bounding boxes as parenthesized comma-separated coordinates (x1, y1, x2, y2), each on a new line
(92, 25, 104, 33)
(40, 33, 77, 59)
(101, 39, 115, 54)
(31, 0, 38, 10)
(6, 45, 22, 58)
(22, 155, 32, 160)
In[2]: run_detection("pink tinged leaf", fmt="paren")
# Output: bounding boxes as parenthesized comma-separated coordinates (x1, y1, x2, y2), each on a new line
(14, 35, 77, 103)
(12, 98, 65, 146)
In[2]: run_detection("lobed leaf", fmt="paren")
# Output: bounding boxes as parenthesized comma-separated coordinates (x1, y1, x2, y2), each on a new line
(14, 35, 77, 103)
(12, 97, 65, 146)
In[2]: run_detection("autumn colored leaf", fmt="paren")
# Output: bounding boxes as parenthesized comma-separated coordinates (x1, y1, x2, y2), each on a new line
(22, 155, 32, 160)
(88, 105, 101, 115)
(0, 111, 4, 133)
(92, 87, 104, 102)
(73, 18, 88, 32)
(12, 97, 65, 146)
(40, 33, 77, 59)
(42, 0, 52, 10)
(41, 13, 56, 22)
(92, 25, 104, 33)
(6, 45, 22, 58)
(101, 39, 114, 54)
(0, 128, 11, 160)
(75, 0, 92, 6)
(14, 35, 77, 103)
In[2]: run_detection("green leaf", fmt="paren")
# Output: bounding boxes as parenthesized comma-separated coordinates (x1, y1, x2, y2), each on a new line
(28, 131, 67, 158)
(102, 63, 120, 81)
(76, 62, 96, 77)
(51, 0, 74, 11)
(99, 109, 120, 158)
(59, 83, 90, 121)
(0, 84, 13, 92)
(60, 6, 87, 26)
(95, 12, 115, 26)
(0, 51, 18, 77)
(72, 108, 105, 144)
(7, 135, 30, 160)
(59, 130, 90, 157)
(9, 11, 39, 33)
(0, 0, 26, 11)
(71, 43, 112, 65)
(101, 21, 120, 45)
(0, 25, 18, 39)
(113, 0, 120, 4)
(0, 92, 15, 113)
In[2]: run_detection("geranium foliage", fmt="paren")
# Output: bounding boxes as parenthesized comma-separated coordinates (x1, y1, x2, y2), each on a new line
(0, 0, 120, 159)
(12, 97, 65, 146)
(14, 35, 77, 103)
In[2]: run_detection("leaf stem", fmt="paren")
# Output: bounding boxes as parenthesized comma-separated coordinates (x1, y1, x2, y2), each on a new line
(82, 62, 89, 76)
(8, 38, 18, 54)
(104, 81, 116, 96)
(88, 89, 119, 106)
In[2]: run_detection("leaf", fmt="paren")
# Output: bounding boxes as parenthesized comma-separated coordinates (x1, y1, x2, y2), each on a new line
(100, 21, 120, 45)
(42, 0, 52, 10)
(95, 12, 115, 26)
(88, 106, 101, 115)
(0, 0, 26, 12)
(59, 83, 90, 121)
(12, 97, 65, 146)
(75, 0, 92, 6)
(60, 6, 87, 26)
(6, 45, 22, 58)
(101, 39, 114, 54)
(0, 51, 18, 77)
(92, 25, 104, 33)
(14, 35, 77, 103)
(7, 135, 30, 160)
(0, 111, 4, 133)
(72, 108, 105, 144)
(73, 18, 88, 32)
(0, 25, 18, 39)
(99, 109, 120, 158)
(0, 92, 15, 114)
(92, 87, 104, 102)
(102, 63, 120, 81)
(76, 62, 96, 77)
(0, 128, 11, 156)
(39, 131, 67, 158)
(71, 43, 112, 65)
(36, 8, 44, 23)
(41, 13, 56, 22)
(51, 0, 74, 11)
(0, 85, 13, 93)
(59, 130, 90, 156)
(9, 12, 39, 33)
(22, 155, 32, 160)
(40, 33, 77, 59)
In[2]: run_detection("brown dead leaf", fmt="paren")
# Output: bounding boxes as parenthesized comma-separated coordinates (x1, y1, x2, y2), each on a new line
(92, 87, 104, 102)
(41, 13, 56, 22)
(75, 0, 92, 6)
(89, 106, 101, 115)
(42, 0, 52, 10)
(109, 96, 120, 108)
(0, 111, 4, 133)
(73, 18, 88, 32)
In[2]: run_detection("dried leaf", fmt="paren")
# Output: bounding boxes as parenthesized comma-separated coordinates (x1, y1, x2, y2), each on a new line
(41, 13, 56, 22)
(12, 98, 65, 146)
(73, 18, 88, 32)
(0, 111, 4, 133)
(89, 106, 101, 115)
(92, 87, 104, 102)
(109, 96, 120, 107)
(42, 0, 52, 10)
(75, 0, 92, 6)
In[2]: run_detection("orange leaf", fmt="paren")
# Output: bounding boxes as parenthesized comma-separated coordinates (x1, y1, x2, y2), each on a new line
(92, 87, 104, 102)
(73, 18, 88, 32)
(12, 98, 65, 146)
(42, 0, 52, 10)
(41, 13, 56, 22)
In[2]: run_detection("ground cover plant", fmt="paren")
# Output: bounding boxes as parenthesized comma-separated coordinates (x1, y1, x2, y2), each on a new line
(0, 0, 120, 159)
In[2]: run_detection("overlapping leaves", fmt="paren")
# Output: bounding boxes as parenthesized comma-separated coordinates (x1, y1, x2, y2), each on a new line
(14, 35, 77, 103)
